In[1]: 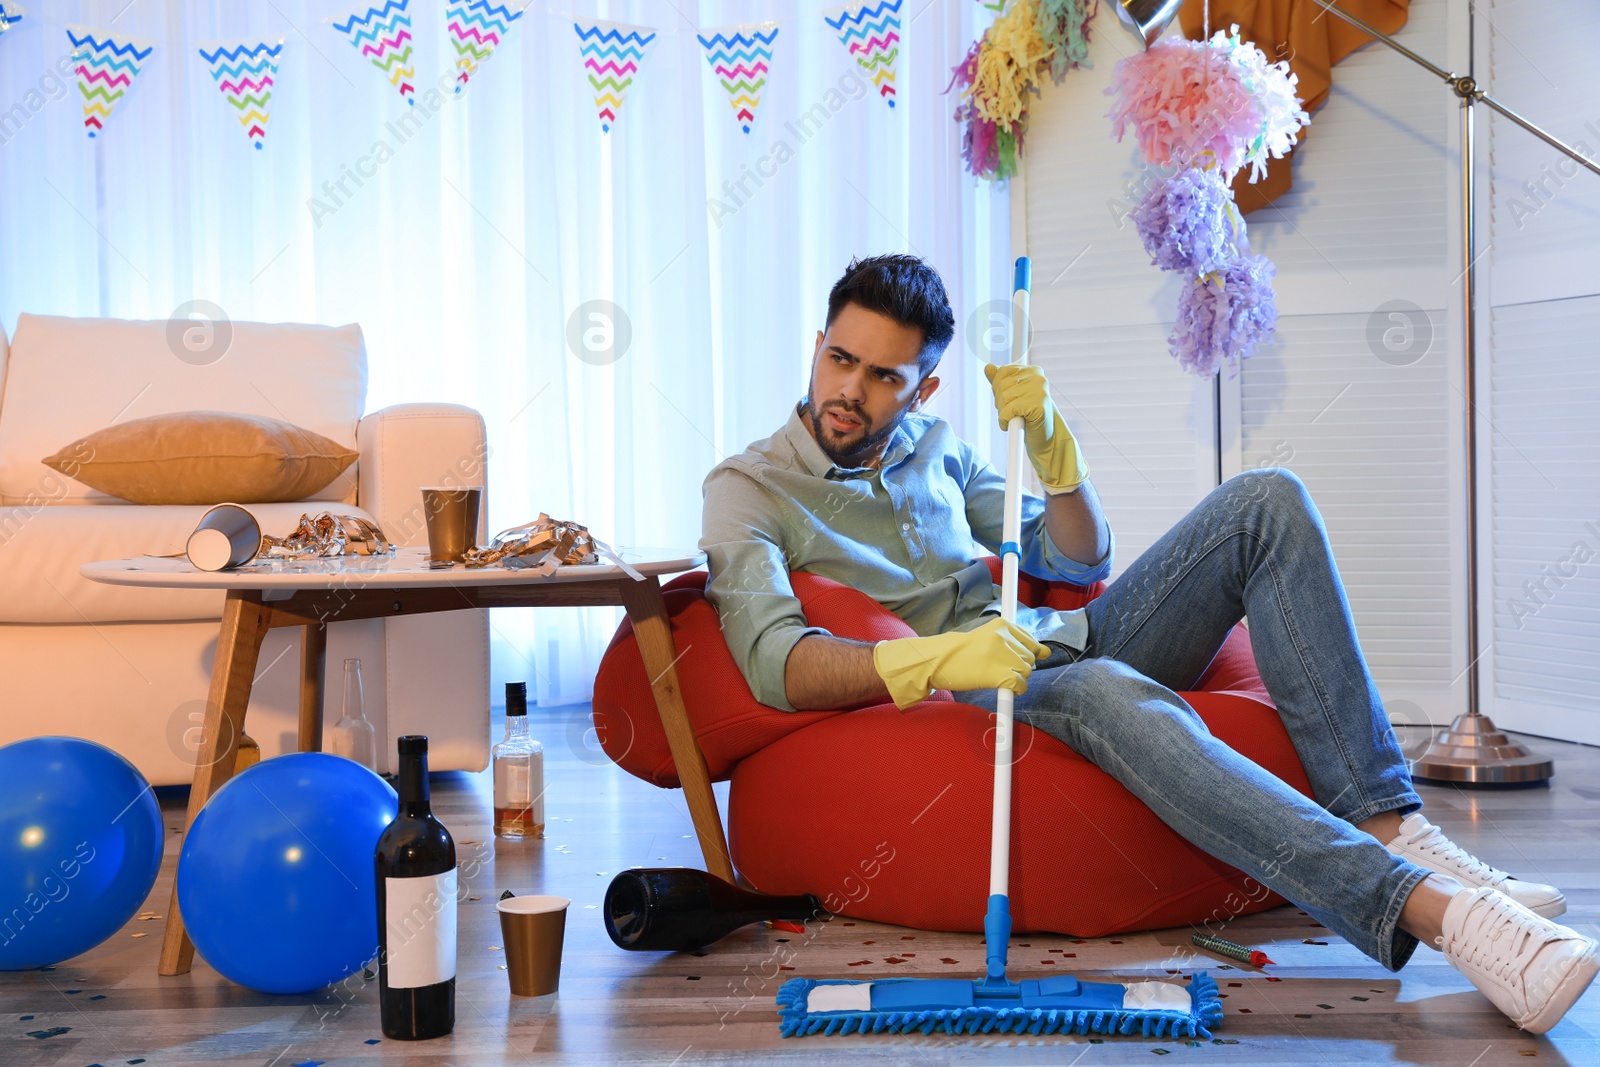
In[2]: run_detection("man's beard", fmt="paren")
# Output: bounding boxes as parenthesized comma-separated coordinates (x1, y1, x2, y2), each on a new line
(805, 390, 903, 468)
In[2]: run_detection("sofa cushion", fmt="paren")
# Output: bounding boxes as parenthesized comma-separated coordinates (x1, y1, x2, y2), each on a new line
(44, 411, 360, 505)
(0, 314, 365, 506)
(0, 501, 377, 623)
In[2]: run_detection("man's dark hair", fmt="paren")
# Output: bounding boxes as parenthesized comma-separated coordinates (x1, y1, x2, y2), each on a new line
(825, 254, 956, 380)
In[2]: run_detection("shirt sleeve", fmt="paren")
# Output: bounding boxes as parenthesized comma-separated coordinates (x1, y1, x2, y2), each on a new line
(699, 466, 830, 713)
(961, 450, 1114, 586)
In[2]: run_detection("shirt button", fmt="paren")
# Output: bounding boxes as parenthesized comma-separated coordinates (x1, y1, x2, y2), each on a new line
(901, 523, 910, 531)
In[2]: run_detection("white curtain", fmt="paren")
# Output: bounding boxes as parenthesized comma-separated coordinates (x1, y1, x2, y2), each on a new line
(0, 0, 1010, 706)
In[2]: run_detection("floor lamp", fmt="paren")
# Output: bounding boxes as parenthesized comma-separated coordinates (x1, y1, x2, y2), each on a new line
(1112, 0, 1599, 783)
(1305, 0, 1599, 785)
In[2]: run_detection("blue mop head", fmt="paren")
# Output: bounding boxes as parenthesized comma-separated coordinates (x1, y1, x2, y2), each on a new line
(776, 972, 1223, 1038)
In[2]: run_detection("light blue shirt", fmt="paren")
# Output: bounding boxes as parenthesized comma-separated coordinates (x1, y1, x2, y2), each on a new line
(698, 399, 1115, 711)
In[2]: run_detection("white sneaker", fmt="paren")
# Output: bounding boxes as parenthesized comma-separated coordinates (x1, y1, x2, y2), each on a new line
(1387, 812, 1566, 918)
(1438, 886, 1598, 1033)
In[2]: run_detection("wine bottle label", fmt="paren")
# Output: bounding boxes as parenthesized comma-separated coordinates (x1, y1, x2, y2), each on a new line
(385, 870, 458, 988)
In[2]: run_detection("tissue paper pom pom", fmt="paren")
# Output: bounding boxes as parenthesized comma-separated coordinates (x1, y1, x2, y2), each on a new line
(1205, 26, 1310, 183)
(1106, 36, 1259, 177)
(963, 0, 1053, 129)
(1133, 168, 1242, 275)
(1036, 0, 1096, 84)
(950, 37, 1023, 181)
(1106, 26, 1308, 182)
(1169, 254, 1278, 377)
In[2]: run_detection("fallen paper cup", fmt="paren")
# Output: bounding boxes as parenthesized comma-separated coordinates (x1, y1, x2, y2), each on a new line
(497, 894, 569, 996)
(187, 503, 262, 571)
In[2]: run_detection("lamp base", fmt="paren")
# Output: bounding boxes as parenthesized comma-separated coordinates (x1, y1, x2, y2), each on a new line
(1411, 712, 1552, 786)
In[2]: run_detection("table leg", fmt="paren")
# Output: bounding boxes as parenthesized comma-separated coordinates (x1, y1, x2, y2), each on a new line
(159, 591, 273, 977)
(616, 576, 736, 884)
(298, 623, 327, 752)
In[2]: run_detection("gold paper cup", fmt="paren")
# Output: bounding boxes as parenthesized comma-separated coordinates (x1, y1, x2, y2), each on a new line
(497, 895, 569, 996)
(187, 503, 262, 571)
(421, 486, 482, 563)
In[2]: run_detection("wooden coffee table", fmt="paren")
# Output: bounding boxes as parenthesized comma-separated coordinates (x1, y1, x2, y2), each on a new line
(82, 545, 722, 976)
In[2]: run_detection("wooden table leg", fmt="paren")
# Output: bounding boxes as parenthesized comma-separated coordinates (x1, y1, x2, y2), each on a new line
(616, 575, 736, 884)
(298, 623, 327, 752)
(159, 591, 273, 977)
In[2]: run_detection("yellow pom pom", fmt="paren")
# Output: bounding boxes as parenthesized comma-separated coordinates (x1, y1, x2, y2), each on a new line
(962, 0, 1054, 128)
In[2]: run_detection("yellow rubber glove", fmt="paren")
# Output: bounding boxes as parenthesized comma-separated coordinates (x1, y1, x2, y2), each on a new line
(984, 363, 1090, 494)
(872, 616, 1048, 710)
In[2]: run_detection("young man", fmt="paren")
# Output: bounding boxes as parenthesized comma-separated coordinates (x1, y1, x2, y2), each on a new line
(698, 254, 1597, 1033)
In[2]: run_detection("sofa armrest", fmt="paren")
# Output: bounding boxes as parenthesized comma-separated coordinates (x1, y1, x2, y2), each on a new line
(357, 403, 489, 548)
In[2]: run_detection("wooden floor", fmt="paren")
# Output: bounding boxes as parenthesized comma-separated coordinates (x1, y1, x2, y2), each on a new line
(3, 711, 1597, 1066)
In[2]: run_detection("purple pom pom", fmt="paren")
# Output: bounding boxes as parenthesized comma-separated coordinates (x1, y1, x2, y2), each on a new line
(1133, 169, 1241, 275)
(1169, 254, 1278, 377)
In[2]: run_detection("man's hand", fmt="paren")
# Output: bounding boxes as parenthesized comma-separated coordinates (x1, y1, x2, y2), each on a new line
(872, 616, 1047, 710)
(984, 363, 1090, 494)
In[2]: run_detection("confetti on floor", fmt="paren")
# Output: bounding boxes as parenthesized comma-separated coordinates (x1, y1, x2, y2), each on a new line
(1302, 939, 1328, 946)
(131, 933, 148, 938)
(365, 1039, 381, 1045)
(27, 1026, 70, 1038)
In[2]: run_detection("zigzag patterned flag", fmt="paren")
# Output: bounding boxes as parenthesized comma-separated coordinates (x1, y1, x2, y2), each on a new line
(332, 0, 416, 106)
(697, 23, 778, 135)
(198, 40, 282, 150)
(0, 4, 25, 42)
(824, 0, 901, 109)
(573, 19, 656, 133)
(67, 26, 154, 137)
(446, 0, 524, 92)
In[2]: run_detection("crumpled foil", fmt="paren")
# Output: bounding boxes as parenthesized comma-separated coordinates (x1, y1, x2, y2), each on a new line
(260, 512, 396, 560)
(463, 512, 644, 580)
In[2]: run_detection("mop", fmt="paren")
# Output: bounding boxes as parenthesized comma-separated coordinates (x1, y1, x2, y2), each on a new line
(776, 257, 1224, 1039)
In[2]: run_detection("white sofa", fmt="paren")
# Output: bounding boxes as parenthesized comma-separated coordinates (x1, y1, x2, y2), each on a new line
(0, 313, 490, 784)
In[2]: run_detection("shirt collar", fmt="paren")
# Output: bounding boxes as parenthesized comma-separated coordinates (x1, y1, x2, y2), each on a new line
(785, 399, 916, 480)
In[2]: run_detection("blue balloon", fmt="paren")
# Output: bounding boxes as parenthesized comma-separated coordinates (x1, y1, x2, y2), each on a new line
(0, 737, 164, 971)
(178, 752, 398, 994)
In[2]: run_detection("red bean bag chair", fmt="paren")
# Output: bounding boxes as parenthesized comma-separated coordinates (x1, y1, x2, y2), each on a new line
(592, 557, 1311, 936)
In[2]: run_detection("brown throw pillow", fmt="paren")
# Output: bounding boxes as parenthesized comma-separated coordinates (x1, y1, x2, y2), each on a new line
(43, 411, 358, 505)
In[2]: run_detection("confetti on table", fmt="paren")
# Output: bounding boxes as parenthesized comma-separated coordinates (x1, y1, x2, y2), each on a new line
(686, 975, 701, 981)
(291, 1060, 325, 1067)
(131, 932, 148, 938)
(90, 995, 106, 1000)
(27, 1026, 70, 1038)
(1152, 1048, 1170, 1055)
(19, 1015, 32, 1020)
(1302, 939, 1328, 946)
(940, 958, 960, 965)
(365, 1039, 381, 1045)
(488, 946, 502, 952)
(1351, 995, 1369, 1001)
(1317, 1004, 1334, 1010)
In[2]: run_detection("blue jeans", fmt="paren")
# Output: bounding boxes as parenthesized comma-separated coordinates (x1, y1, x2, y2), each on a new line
(953, 468, 1430, 971)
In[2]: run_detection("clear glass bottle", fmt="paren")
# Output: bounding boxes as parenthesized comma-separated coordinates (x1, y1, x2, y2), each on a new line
(492, 681, 544, 838)
(330, 658, 378, 772)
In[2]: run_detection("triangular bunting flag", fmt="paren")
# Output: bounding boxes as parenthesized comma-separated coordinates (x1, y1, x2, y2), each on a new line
(332, 0, 416, 106)
(824, 0, 901, 109)
(446, 0, 525, 92)
(0, 4, 25, 42)
(697, 23, 778, 135)
(573, 19, 656, 133)
(67, 26, 154, 138)
(198, 40, 282, 150)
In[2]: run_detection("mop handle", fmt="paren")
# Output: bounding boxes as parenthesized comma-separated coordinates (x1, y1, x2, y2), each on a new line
(989, 257, 1030, 904)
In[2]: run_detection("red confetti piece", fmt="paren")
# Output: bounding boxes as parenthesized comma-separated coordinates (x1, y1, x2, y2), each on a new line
(940, 958, 960, 965)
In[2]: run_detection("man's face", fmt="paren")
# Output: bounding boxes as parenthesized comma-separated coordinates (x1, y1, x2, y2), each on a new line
(804, 303, 940, 468)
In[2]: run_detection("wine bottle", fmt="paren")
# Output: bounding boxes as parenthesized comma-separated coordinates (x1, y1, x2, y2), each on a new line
(603, 868, 822, 951)
(492, 681, 544, 838)
(375, 735, 457, 1040)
